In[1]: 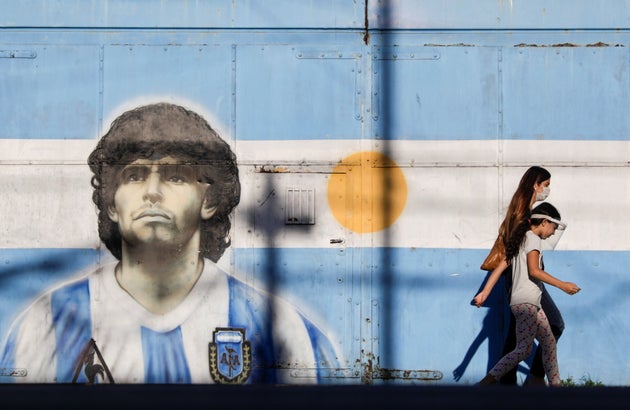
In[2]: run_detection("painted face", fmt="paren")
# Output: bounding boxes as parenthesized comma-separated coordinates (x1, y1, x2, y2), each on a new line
(107, 156, 215, 250)
(535, 179, 551, 201)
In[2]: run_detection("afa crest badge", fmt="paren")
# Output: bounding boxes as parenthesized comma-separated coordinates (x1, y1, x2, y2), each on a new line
(209, 327, 252, 384)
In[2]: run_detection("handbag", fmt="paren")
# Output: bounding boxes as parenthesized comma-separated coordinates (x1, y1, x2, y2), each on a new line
(480, 236, 505, 271)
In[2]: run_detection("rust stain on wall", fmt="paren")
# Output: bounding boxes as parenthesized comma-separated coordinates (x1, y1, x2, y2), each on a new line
(256, 165, 290, 173)
(515, 42, 623, 48)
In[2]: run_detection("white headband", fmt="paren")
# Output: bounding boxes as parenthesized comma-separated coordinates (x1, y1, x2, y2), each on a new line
(531, 214, 567, 229)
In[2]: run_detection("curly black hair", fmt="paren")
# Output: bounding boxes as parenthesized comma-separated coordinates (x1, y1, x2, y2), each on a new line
(87, 103, 241, 263)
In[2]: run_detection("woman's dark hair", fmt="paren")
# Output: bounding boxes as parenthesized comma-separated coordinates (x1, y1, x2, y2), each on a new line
(87, 103, 241, 262)
(505, 202, 561, 261)
(499, 166, 551, 249)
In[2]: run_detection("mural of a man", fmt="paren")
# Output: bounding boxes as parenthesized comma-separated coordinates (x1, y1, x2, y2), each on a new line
(0, 103, 339, 384)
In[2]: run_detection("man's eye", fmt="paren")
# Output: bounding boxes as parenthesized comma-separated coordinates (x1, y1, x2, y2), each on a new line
(167, 175, 185, 183)
(163, 165, 195, 184)
(121, 168, 147, 183)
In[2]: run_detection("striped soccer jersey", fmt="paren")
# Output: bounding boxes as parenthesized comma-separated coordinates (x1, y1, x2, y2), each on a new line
(0, 260, 339, 384)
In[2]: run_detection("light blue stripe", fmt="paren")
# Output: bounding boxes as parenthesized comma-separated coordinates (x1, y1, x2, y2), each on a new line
(0, 323, 20, 383)
(51, 279, 92, 382)
(0, 249, 99, 343)
(233, 247, 630, 384)
(1, 1, 628, 30)
(227, 275, 277, 383)
(2, 247, 630, 384)
(141, 326, 191, 384)
(300, 315, 341, 382)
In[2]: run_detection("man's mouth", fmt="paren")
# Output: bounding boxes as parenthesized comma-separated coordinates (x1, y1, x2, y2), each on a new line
(134, 209, 171, 220)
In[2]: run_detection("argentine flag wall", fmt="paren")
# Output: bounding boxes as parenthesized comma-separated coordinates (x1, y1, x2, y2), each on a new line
(0, 1, 629, 385)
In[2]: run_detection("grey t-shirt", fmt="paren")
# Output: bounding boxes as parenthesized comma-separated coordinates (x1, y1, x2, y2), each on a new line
(510, 230, 544, 307)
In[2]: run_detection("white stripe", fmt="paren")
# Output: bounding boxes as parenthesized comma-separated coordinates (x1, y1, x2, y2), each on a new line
(0, 139, 628, 250)
(235, 139, 630, 166)
(1, 139, 626, 166)
(0, 139, 95, 164)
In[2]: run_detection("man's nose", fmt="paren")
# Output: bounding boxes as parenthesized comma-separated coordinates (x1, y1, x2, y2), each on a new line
(143, 172, 163, 203)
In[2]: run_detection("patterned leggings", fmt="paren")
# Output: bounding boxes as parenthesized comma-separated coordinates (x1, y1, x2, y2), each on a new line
(489, 303, 561, 386)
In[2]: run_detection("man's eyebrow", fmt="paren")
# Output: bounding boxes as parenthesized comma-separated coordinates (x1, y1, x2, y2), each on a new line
(121, 164, 151, 170)
(119, 163, 196, 171)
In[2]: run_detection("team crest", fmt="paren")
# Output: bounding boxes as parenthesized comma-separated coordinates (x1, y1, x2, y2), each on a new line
(209, 327, 251, 384)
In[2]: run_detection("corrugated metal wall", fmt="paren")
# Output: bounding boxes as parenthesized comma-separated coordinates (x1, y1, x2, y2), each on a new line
(1, 1, 629, 385)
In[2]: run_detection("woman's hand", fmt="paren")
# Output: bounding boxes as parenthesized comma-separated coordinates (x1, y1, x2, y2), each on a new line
(559, 281, 581, 295)
(472, 292, 488, 307)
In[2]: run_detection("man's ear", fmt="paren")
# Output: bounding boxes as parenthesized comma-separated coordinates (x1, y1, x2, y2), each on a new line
(107, 206, 119, 223)
(201, 199, 218, 220)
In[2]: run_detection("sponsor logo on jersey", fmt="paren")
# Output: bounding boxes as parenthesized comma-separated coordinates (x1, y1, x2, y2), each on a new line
(72, 338, 115, 384)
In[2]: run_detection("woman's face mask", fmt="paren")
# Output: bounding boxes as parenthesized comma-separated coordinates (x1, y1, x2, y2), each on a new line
(536, 185, 550, 201)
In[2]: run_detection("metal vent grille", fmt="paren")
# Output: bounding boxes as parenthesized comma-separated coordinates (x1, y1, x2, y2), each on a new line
(285, 187, 315, 225)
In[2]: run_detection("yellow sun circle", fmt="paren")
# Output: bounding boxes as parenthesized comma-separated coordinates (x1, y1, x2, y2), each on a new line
(327, 151, 407, 234)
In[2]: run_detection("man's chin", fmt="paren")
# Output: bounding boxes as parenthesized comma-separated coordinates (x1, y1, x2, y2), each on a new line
(128, 233, 182, 250)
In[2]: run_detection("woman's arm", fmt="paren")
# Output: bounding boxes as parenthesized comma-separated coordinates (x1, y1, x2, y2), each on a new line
(473, 259, 509, 307)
